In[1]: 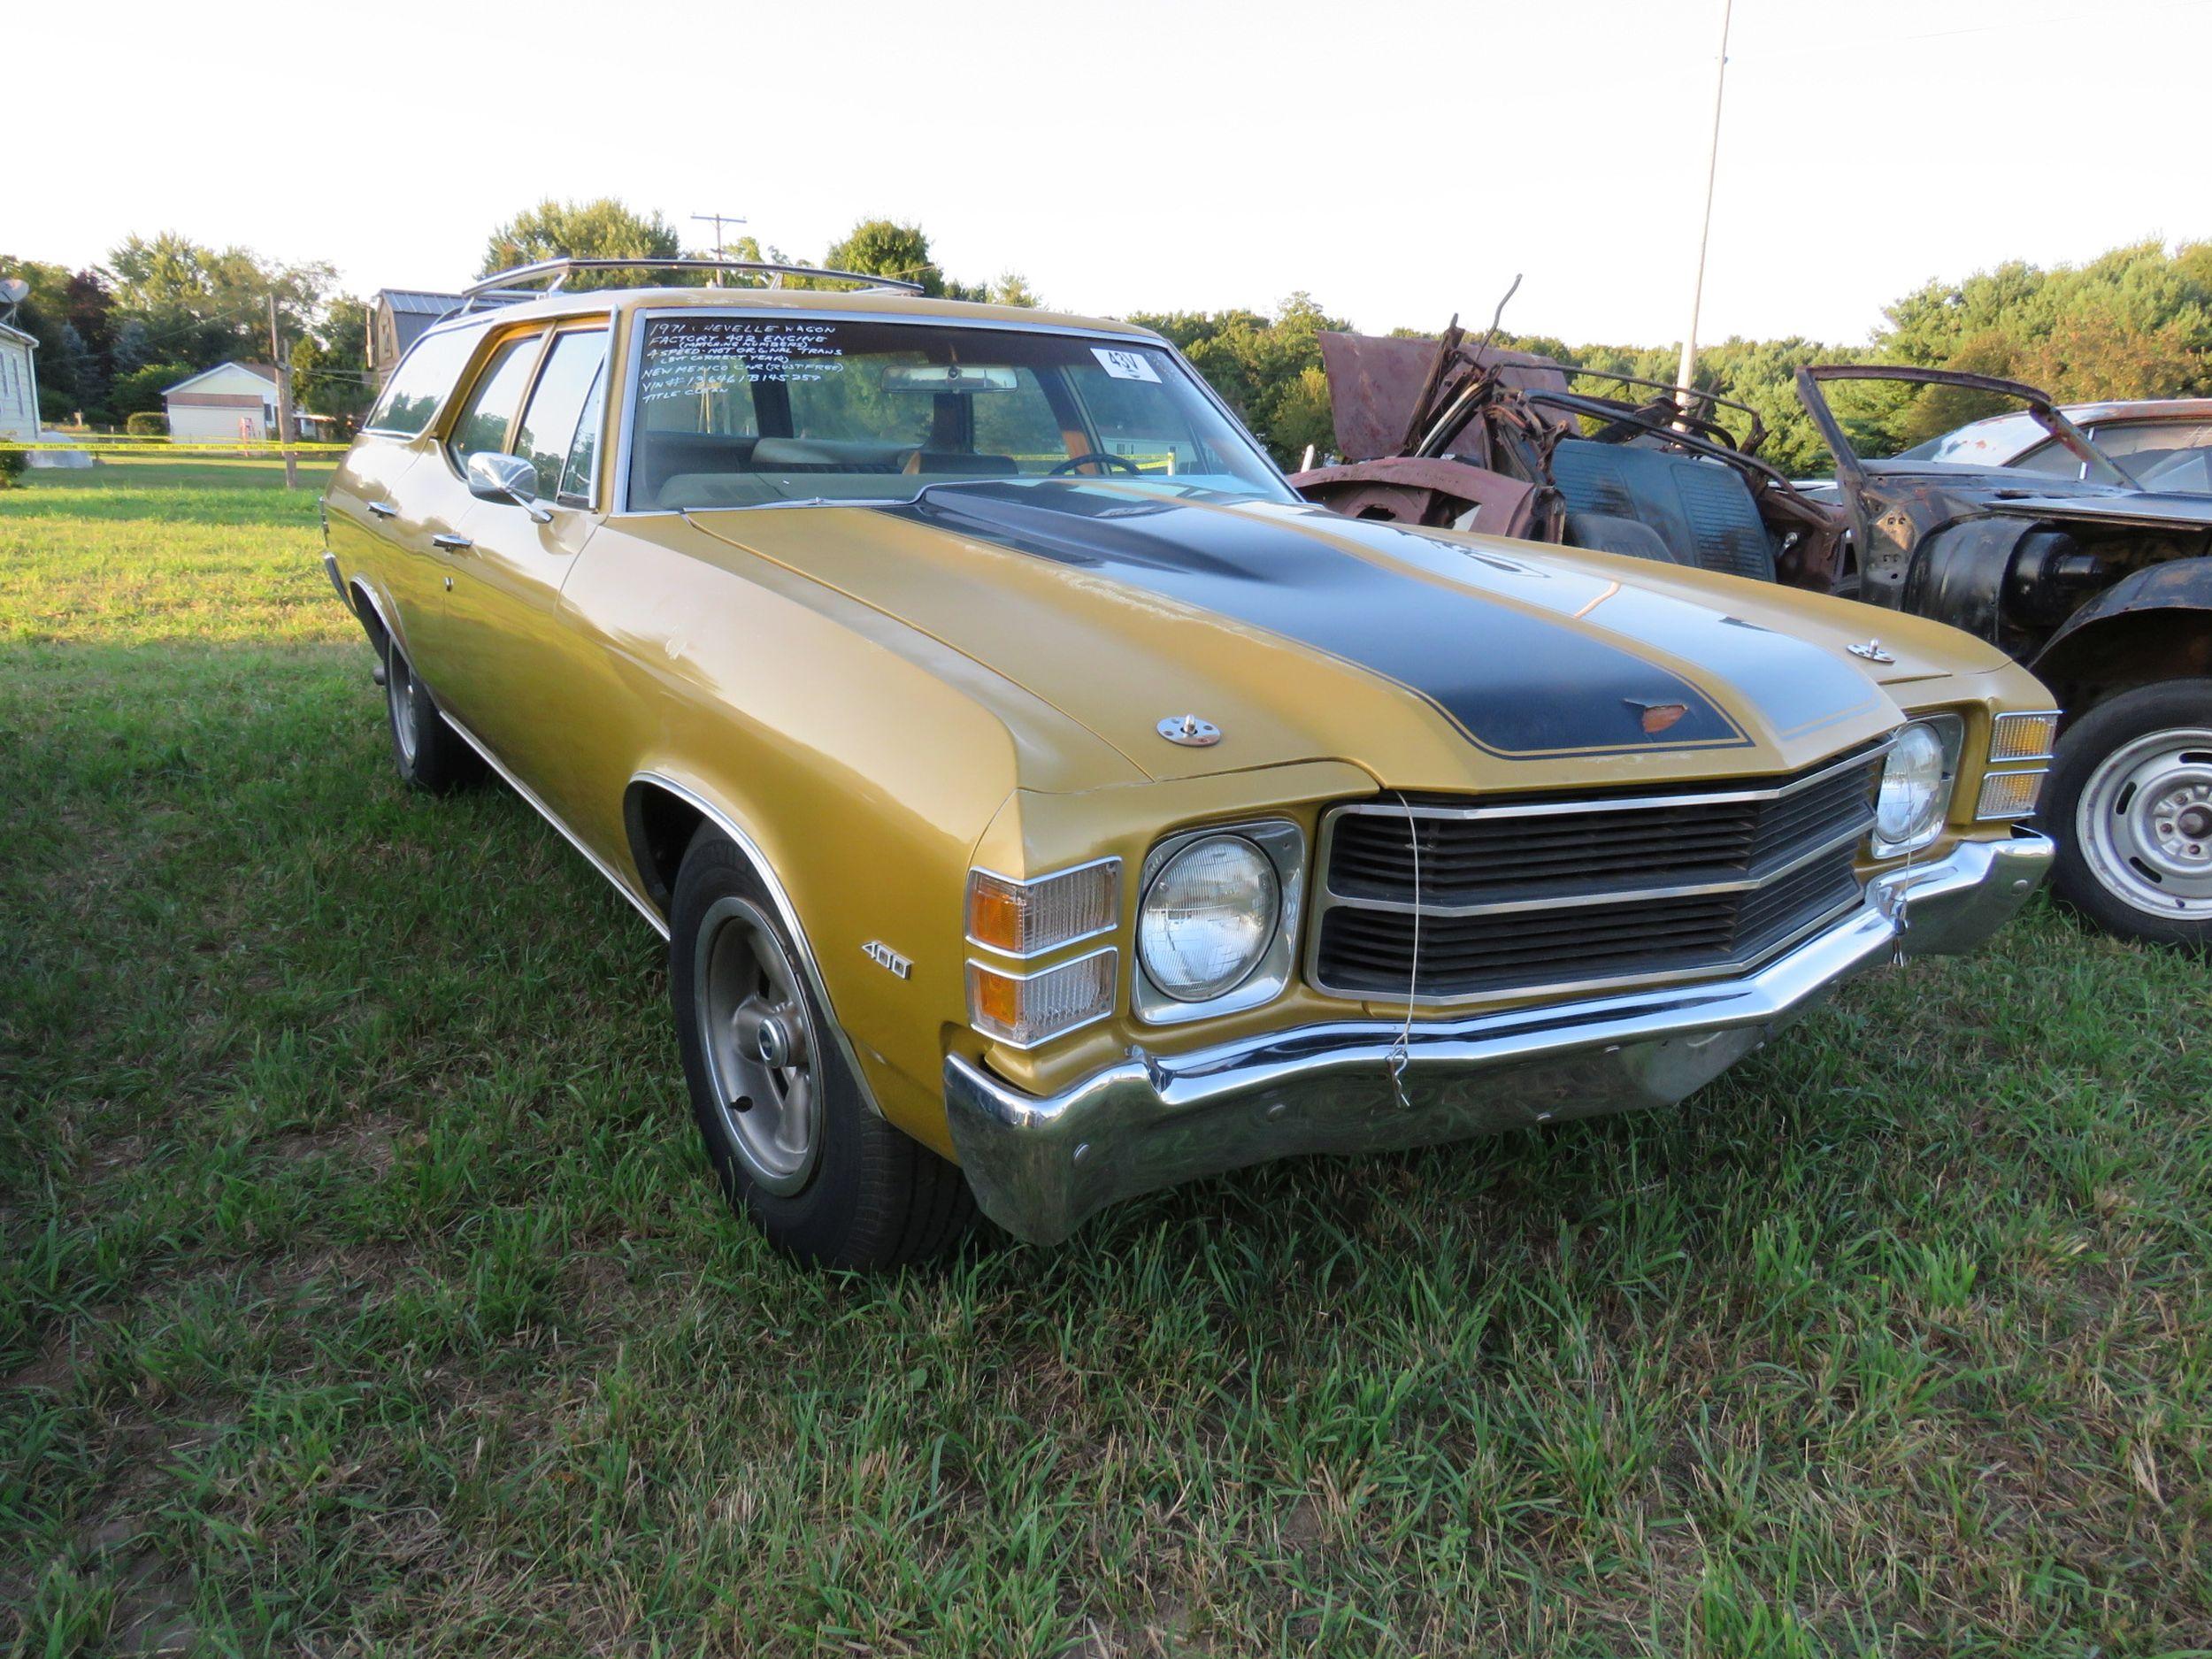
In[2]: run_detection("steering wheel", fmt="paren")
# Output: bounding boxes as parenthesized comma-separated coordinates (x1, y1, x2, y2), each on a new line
(1046, 451, 1141, 477)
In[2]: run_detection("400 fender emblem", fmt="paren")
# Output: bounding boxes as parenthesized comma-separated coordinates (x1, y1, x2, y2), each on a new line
(864, 941, 912, 979)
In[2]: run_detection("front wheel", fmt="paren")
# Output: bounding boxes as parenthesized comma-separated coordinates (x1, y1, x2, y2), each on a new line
(668, 827, 976, 1269)
(2044, 679, 2212, 950)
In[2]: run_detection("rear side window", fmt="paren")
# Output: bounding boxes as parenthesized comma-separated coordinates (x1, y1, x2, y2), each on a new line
(512, 328, 609, 501)
(447, 334, 541, 464)
(365, 326, 482, 435)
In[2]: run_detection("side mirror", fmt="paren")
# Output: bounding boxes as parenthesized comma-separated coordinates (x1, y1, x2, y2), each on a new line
(465, 451, 553, 523)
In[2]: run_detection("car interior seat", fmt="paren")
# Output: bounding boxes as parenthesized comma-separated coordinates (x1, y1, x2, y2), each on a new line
(1550, 440, 1778, 581)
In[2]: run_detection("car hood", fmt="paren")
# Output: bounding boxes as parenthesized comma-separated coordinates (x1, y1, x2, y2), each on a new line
(1859, 464, 2212, 526)
(673, 483, 1963, 791)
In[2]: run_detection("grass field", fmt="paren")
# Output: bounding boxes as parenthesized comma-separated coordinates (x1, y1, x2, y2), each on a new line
(3, 459, 2209, 1657)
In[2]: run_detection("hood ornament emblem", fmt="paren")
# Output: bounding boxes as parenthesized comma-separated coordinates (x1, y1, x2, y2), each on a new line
(1848, 639, 1896, 664)
(1624, 698, 1690, 736)
(1158, 713, 1223, 748)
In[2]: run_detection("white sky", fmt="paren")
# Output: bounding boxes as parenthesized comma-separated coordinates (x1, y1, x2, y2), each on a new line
(12, 0, 2209, 347)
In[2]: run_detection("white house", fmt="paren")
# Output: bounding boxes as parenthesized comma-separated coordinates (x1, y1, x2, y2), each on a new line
(0, 321, 37, 441)
(162, 362, 280, 441)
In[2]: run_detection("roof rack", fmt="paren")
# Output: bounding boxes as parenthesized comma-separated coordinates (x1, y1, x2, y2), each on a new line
(458, 257, 926, 309)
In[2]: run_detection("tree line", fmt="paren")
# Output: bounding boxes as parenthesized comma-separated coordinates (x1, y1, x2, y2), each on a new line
(8, 203, 2210, 469)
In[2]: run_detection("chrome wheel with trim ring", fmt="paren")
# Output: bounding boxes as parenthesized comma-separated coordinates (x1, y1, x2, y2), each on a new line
(693, 894, 821, 1195)
(2045, 680, 2212, 951)
(386, 644, 421, 769)
(2074, 726, 2212, 918)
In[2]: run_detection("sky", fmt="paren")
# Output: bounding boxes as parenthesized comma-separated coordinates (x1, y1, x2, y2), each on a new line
(12, 0, 2210, 348)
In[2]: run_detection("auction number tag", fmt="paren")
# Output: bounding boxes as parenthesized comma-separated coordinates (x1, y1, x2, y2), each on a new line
(1092, 347, 1161, 383)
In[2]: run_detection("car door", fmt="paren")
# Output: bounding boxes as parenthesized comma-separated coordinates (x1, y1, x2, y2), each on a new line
(436, 321, 612, 797)
(331, 321, 489, 658)
(397, 326, 555, 720)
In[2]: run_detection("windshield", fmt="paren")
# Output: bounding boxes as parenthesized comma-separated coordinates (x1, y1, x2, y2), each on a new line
(626, 315, 1292, 511)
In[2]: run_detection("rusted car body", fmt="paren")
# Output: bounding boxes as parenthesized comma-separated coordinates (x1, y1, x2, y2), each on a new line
(1294, 332, 2212, 949)
(1793, 365, 2212, 947)
(1291, 322, 1848, 591)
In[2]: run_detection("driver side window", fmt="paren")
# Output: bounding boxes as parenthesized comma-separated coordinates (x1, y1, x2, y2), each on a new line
(447, 333, 541, 468)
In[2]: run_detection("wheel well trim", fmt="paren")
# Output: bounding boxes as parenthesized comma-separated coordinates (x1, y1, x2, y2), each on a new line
(348, 574, 400, 654)
(626, 769, 887, 1122)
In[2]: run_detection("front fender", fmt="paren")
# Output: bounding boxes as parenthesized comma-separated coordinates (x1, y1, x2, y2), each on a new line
(2031, 559, 2212, 699)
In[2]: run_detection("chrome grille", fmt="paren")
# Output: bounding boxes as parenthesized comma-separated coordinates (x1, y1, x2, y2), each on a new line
(1311, 744, 1885, 1003)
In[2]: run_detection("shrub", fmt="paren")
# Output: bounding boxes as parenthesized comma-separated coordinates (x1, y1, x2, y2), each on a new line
(125, 411, 169, 437)
(0, 447, 27, 488)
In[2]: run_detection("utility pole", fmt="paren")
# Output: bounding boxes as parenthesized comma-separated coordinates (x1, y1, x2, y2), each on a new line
(267, 293, 298, 489)
(1675, 0, 1732, 408)
(691, 210, 749, 276)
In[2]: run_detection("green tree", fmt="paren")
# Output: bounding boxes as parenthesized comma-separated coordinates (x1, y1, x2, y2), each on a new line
(291, 296, 373, 428)
(821, 219, 981, 298)
(1127, 293, 1351, 465)
(103, 234, 330, 375)
(110, 361, 195, 420)
(480, 198, 684, 287)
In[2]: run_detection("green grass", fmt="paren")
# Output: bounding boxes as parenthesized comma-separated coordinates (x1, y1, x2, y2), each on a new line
(3, 458, 2209, 1657)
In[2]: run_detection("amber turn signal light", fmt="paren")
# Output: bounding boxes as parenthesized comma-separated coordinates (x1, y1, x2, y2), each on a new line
(966, 860, 1119, 956)
(966, 949, 1118, 1049)
(1976, 769, 2047, 821)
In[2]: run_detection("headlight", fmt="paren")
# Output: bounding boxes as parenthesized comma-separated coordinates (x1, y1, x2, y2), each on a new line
(1137, 833, 1280, 1002)
(1872, 718, 1959, 856)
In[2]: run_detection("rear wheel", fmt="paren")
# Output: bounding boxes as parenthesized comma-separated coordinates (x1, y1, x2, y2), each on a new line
(382, 634, 486, 794)
(669, 826, 976, 1268)
(2044, 679, 2212, 951)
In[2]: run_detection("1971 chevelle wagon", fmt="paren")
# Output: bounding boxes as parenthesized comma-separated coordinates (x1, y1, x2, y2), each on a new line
(325, 257, 2058, 1268)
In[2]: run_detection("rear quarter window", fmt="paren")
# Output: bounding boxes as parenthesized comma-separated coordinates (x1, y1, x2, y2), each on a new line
(365, 326, 485, 436)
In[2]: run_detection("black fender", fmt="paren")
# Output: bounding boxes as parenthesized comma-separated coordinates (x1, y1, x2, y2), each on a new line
(1900, 516, 2041, 641)
(2030, 559, 2212, 705)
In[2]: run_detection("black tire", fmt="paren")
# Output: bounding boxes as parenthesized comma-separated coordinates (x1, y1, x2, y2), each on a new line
(669, 826, 976, 1269)
(2043, 678, 2212, 951)
(382, 634, 487, 795)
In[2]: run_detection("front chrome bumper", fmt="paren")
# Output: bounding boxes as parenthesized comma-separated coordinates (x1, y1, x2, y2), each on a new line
(945, 831, 2054, 1244)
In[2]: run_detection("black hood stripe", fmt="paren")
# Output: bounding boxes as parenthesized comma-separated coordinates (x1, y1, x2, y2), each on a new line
(879, 484, 1756, 758)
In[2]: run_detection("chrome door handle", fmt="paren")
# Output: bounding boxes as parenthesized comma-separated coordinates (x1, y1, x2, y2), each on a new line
(367, 501, 398, 518)
(431, 534, 473, 553)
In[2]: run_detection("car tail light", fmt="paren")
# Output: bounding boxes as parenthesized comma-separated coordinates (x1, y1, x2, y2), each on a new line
(966, 949, 1117, 1048)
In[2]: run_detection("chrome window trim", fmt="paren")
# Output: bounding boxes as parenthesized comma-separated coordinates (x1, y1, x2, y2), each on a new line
(506, 320, 611, 504)
(965, 944, 1120, 1050)
(1306, 745, 1889, 1010)
(964, 855, 1123, 959)
(1132, 819, 1307, 1026)
(610, 305, 1293, 518)
(1988, 709, 2062, 764)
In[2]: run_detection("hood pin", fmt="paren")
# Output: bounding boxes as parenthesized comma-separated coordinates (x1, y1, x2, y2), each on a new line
(1158, 714, 1222, 748)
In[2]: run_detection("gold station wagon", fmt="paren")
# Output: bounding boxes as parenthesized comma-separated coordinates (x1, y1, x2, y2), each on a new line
(324, 257, 2058, 1268)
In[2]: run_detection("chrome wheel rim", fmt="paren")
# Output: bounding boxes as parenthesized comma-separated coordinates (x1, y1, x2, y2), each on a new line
(2075, 726, 2212, 918)
(387, 647, 419, 767)
(694, 895, 820, 1195)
